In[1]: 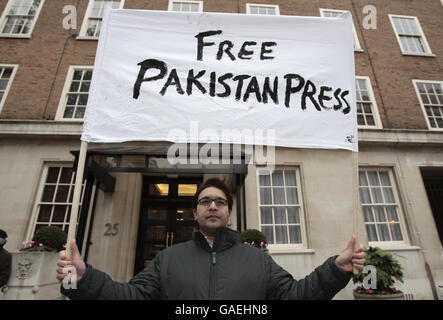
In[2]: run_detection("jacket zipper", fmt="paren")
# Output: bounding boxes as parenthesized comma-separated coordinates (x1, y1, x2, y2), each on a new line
(209, 251, 216, 300)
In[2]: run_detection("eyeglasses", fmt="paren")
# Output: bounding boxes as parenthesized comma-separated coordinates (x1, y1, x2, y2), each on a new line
(197, 197, 228, 207)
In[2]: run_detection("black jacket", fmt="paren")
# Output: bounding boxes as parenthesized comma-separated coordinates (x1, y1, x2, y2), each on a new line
(62, 228, 351, 300)
(0, 247, 12, 287)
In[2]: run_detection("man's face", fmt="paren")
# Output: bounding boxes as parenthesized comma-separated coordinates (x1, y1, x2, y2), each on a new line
(193, 186, 232, 235)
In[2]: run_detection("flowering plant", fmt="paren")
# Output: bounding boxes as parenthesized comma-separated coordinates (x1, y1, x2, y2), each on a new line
(20, 226, 67, 252)
(352, 246, 405, 295)
(239, 229, 269, 253)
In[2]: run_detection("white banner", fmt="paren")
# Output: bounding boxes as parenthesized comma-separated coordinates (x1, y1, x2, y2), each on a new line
(82, 9, 358, 152)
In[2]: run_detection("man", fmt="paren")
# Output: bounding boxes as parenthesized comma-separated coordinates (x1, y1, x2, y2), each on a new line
(0, 229, 12, 290)
(57, 178, 366, 299)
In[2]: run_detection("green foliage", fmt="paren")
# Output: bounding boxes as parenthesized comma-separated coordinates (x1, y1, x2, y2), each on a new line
(239, 229, 268, 252)
(353, 246, 405, 294)
(239, 229, 267, 244)
(20, 226, 67, 252)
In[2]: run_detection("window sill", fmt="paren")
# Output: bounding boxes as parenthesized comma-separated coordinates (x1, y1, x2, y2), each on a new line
(269, 248, 315, 255)
(401, 52, 435, 58)
(0, 34, 31, 39)
(76, 36, 99, 41)
(354, 48, 364, 53)
(358, 125, 383, 130)
(368, 244, 421, 252)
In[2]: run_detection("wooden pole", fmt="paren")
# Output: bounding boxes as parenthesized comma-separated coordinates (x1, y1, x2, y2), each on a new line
(66, 140, 88, 258)
(353, 151, 359, 241)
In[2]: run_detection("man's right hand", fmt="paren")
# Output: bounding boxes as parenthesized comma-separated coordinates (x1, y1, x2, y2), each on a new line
(56, 240, 86, 285)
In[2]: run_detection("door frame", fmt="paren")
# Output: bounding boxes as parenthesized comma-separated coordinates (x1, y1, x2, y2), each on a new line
(134, 175, 202, 275)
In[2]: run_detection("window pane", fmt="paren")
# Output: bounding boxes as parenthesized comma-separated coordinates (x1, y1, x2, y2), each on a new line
(284, 171, 296, 186)
(46, 167, 60, 183)
(386, 206, 399, 222)
(383, 187, 395, 203)
(272, 171, 284, 186)
(38, 205, 52, 222)
(60, 168, 73, 184)
(41, 185, 55, 202)
(259, 173, 271, 186)
(286, 187, 298, 204)
(78, 94, 88, 105)
(63, 107, 74, 118)
(377, 224, 390, 241)
(359, 187, 371, 204)
(359, 172, 368, 186)
(287, 207, 300, 224)
(274, 207, 286, 224)
(288, 226, 302, 244)
(362, 206, 374, 222)
(52, 205, 67, 222)
(368, 172, 380, 186)
(260, 207, 273, 224)
(262, 226, 274, 244)
(379, 172, 391, 186)
(178, 184, 197, 196)
(0, 79, 8, 91)
(70, 81, 80, 92)
(275, 226, 288, 244)
(374, 206, 386, 222)
(371, 187, 384, 203)
(366, 224, 378, 241)
(273, 188, 285, 204)
(55, 185, 70, 202)
(74, 107, 85, 119)
(390, 224, 403, 241)
(260, 187, 272, 204)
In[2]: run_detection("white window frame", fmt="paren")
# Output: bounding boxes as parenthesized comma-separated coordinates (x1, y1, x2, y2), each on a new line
(0, 64, 18, 114)
(26, 162, 85, 241)
(359, 168, 410, 247)
(319, 8, 362, 52)
(256, 167, 307, 251)
(412, 79, 443, 131)
(168, 0, 203, 12)
(78, 0, 125, 40)
(246, 3, 280, 15)
(0, 0, 45, 38)
(388, 14, 434, 57)
(56, 66, 93, 122)
(355, 76, 382, 129)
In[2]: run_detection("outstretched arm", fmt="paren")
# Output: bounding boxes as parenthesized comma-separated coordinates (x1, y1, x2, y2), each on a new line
(58, 240, 161, 300)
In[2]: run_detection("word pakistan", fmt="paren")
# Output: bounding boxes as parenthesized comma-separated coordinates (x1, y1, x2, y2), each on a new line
(133, 30, 352, 114)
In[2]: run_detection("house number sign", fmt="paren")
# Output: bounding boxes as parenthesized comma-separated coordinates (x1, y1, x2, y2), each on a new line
(104, 223, 120, 236)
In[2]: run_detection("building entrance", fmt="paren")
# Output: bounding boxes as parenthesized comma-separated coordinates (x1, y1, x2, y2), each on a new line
(421, 168, 443, 247)
(134, 176, 202, 275)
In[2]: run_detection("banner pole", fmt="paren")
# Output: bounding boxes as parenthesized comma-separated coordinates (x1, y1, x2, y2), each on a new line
(352, 150, 359, 243)
(66, 140, 88, 258)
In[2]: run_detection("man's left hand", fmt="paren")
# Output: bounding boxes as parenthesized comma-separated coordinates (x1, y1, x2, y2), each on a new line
(335, 236, 366, 273)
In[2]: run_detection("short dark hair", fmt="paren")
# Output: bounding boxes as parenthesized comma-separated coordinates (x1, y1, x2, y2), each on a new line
(192, 178, 233, 210)
(0, 229, 7, 239)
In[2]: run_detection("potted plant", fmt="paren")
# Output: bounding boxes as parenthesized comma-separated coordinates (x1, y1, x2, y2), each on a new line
(239, 229, 269, 253)
(352, 246, 405, 300)
(4, 226, 67, 300)
(20, 226, 67, 253)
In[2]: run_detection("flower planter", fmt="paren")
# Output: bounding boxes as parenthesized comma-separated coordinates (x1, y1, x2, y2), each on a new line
(3, 251, 64, 300)
(353, 291, 405, 300)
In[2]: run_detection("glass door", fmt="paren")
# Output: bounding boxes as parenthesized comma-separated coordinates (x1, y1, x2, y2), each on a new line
(134, 176, 201, 275)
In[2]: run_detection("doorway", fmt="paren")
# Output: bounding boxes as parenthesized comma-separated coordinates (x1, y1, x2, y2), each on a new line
(421, 168, 443, 247)
(134, 175, 202, 275)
